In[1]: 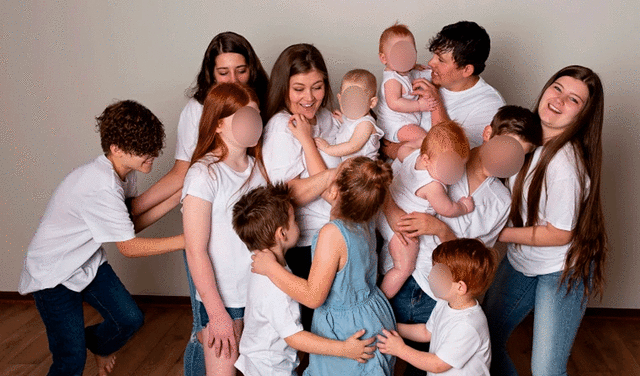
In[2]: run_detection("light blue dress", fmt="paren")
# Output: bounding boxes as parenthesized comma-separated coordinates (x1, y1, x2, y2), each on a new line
(303, 219, 396, 376)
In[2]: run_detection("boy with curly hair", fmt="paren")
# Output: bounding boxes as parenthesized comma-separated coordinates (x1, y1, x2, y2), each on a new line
(19, 100, 184, 376)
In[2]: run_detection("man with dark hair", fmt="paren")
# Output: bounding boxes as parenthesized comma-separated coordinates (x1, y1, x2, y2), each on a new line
(414, 21, 506, 148)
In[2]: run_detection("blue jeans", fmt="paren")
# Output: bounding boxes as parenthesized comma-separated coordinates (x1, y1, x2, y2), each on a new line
(33, 262, 144, 376)
(483, 257, 587, 376)
(183, 251, 206, 376)
(390, 276, 437, 376)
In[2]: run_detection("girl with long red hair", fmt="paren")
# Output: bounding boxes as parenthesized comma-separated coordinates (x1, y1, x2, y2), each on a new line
(182, 82, 268, 375)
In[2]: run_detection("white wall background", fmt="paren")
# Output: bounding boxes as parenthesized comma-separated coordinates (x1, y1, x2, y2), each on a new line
(2, 1, 638, 309)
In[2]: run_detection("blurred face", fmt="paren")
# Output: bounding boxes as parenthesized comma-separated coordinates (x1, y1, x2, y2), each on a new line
(337, 81, 375, 120)
(538, 76, 588, 140)
(214, 53, 250, 84)
(427, 50, 466, 89)
(380, 35, 417, 74)
(287, 69, 325, 120)
(217, 101, 261, 149)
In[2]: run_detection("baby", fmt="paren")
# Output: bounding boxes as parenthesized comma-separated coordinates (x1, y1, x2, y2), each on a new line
(232, 183, 375, 376)
(314, 69, 384, 160)
(379, 121, 472, 298)
(377, 238, 497, 375)
(375, 23, 435, 148)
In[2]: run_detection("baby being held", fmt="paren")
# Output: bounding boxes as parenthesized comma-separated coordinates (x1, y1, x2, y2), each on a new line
(379, 121, 472, 298)
(375, 23, 436, 147)
(314, 69, 384, 160)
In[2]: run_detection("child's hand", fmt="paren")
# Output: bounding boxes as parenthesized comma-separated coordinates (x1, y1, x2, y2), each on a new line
(459, 196, 475, 213)
(342, 329, 376, 363)
(204, 312, 237, 359)
(332, 110, 344, 124)
(377, 329, 407, 357)
(251, 249, 279, 276)
(314, 137, 329, 151)
(288, 114, 313, 142)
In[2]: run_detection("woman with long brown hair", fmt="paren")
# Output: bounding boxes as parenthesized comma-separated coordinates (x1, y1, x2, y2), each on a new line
(483, 65, 607, 376)
(261, 43, 341, 330)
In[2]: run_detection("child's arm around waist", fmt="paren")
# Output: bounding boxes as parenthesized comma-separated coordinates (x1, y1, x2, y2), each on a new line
(285, 329, 375, 363)
(377, 326, 452, 373)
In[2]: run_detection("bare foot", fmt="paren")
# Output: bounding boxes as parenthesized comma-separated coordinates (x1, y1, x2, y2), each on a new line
(95, 353, 116, 376)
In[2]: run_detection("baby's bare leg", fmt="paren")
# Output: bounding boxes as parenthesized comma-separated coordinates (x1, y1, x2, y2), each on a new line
(397, 124, 428, 145)
(380, 233, 420, 299)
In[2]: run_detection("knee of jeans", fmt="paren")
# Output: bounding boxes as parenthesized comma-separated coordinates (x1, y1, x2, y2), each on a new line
(121, 306, 144, 334)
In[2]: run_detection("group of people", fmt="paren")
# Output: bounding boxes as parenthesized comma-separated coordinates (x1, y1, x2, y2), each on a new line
(19, 19, 607, 376)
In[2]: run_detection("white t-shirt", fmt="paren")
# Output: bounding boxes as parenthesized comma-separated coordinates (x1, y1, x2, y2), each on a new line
(19, 155, 137, 294)
(262, 109, 341, 246)
(334, 114, 383, 161)
(235, 268, 303, 376)
(507, 144, 585, 276)
(376, 70, 422, 142)
(426, 300, 491, 376)
(174, 98, 204, 162)
(415, 71, 505, 148)
(182, 154, 267, 307)
(412, 169, 511, 300)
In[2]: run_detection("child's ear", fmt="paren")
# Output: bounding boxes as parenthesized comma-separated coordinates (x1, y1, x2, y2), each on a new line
(379, 52, 387, 66)
(336, 92, 341, 103)
(482, 125, 493, 143)
(456, 280, 468, 296)
(275, 226, 286, 243)
(369, 96, 378, 109)
(110, 144, 123, 157)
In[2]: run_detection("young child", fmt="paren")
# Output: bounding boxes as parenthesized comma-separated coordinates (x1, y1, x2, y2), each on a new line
(379, 121, 472, 298)
(252, 157, 397, 376)
(18, 100, 185, 376)
(314, 69, 384, 160)
(377, 238, 497, 375)
(375, 23, 434, 148)
(181, 82, 269, 376)
(232, 183, 376, 375)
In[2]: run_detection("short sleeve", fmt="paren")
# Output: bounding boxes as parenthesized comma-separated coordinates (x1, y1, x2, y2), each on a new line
(262, 114, 305, 182)
(182, 162, 216, 203)
(434, 323, 482, 369)
(541, 154, 583, 231)
(81, 187, 135, 244)
(175, 100, 204, 162)
(269, 291, 304, 340)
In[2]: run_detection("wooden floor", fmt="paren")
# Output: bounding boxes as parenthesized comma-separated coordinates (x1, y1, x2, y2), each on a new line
(1, 300, 639, 376)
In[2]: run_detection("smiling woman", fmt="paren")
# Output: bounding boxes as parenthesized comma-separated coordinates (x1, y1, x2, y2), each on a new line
(262, 43, 341, 331)
(483, 65, 607, 376)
